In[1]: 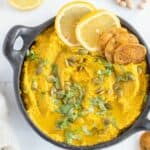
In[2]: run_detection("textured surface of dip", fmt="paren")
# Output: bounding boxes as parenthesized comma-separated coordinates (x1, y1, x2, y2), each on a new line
(21, 27, 149, 146)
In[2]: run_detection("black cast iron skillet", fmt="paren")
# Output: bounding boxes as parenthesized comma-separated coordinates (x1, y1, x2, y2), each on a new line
(3, 17, 150, 150)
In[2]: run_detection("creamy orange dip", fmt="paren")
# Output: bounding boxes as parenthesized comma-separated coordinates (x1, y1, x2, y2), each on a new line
(21, 27, 149, 146)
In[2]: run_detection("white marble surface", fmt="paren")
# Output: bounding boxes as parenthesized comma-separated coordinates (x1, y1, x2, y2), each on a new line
(0, 0, 150, 150)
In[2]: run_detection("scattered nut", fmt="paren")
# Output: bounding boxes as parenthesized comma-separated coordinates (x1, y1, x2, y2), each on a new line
(140, 132, 150, 150)
(116, 0, 122, 4)
(138, 1, 146, 9)
(142, 0, 150, 3)
(115, 0, 149, 10)
(126, 0, 134, 9)
(119, 1, 127, 7)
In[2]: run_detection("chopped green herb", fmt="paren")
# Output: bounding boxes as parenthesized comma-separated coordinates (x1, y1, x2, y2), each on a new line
(144, 94, 148, 103)
(36, 59, 48, 75)
(26, 50, 37, 60)
(57, 118, 69, 129)
(91, 97, 107, 114)
(97, 68, 112, 83)
(116, 71, 135, 82)
(97, 69, 112, 76)
(67, 108, 79, 122)
(96, 56, 113, 70)
(51, 64, 61, 89)
(59, 104, 73, 115)
(64, 131, 81, 144)
(51, 97, 60, 105)
(52, 64, 58, 76)
(56, 83, 84, 128)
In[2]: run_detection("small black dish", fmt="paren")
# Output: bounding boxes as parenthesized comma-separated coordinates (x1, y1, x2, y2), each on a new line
(3, 17, 150, 150)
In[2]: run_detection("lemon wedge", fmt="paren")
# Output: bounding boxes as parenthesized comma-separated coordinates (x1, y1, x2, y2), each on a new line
(76, 10, 121, 51)
(8, 0, 43, 10)
(55, 1, 96, 47)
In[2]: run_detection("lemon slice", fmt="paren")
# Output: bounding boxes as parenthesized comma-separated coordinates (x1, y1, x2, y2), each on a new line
(8, 0, 43, 10)
(76, 10, 121, 51)
(55, 1, 96, 47)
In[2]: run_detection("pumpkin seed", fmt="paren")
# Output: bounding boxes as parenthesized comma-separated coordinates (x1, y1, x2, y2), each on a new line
(113, 82, 123, 97)
(36, 64, 43, 75)
(87, 106, 94, 113)
(82, 126, 92, 136)
(92, 78, 101, 85)
(125, 72, 135, 80)
(103, 118, 111, 126)
(46, 75, 55, 83)
(107, 89, 113, 95)
(50, 87, 57, 96)
(78, 58, 83, 64)
(91, 97, 107, 113)
(104, 103, 112, 110)
(77, 65, 84, 72)
(68, 56, 76, 63)
(113, 82, 120, 91)
(78, 48, 89, 55)
(56, 90, 65, 99)
(31, 80, 38, 90)
(64, 81, 71, 91)
(79, 58, 87, 64)
(95, 88, 105, 95)
(65, 59, 69, 67)
(116, 88, 123, 97)
(66, 59, 75, 67)
(137, 66, 143, 74)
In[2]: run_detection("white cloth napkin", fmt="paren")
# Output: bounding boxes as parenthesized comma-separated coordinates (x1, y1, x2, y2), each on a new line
(0, 94, 20, 150)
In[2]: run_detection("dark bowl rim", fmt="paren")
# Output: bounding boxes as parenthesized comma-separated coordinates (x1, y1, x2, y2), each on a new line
(3, 16, 150, 150)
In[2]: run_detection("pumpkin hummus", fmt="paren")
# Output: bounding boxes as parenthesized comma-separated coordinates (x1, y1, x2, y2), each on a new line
(21, 27, 149, 146)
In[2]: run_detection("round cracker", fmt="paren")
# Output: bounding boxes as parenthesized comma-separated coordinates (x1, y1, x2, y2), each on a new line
(114, 44, 146, 64)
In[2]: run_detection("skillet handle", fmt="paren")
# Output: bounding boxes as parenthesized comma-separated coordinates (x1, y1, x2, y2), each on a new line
(136, 118, 150, 130)
(3, 25, 38, 69)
